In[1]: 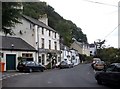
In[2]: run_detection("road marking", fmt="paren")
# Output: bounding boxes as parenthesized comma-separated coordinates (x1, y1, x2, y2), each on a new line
(0, 73, 30, 81)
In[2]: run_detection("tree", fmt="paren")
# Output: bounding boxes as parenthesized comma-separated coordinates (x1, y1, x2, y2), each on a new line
(2, 2, 22, 35)
(98, 47, 120, 64)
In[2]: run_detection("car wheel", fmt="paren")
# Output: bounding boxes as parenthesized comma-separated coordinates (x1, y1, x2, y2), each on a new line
(29, 68, 32, 73)
(41, 69, 44, 72)
(97, 79, 103, 85)
(19, 70, 23, 72)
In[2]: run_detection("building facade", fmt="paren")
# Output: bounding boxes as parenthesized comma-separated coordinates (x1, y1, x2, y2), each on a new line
(89, 43, 97, 56)
(1, 15, 61, 67)
(70, 40, 90, 56)
(0, 36, 36, 71)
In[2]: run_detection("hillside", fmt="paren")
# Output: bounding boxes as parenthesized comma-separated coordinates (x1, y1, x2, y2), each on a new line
(23, 2, 88, 46)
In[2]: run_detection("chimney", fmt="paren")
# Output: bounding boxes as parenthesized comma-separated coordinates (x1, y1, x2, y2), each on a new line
(38, 14, 48, 26)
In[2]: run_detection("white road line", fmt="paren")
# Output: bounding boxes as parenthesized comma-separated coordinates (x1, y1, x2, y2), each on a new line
(0, 73, 30, 81)
(11, 75, 15, 77)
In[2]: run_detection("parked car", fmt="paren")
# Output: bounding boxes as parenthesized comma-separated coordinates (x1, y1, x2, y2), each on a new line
(95, 63, 120, 86)
(93, 61, 105, 70)
(59, 61, 73, 69)
(91, 58, 101, 68)
(55, 62, 60, 68)
(17, 61, 45, 73)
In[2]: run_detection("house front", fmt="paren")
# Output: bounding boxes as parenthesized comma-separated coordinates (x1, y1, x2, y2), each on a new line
(89, 43, 97, 56)
(70, 48, 80, 65)
(0, 36, 36, 71)
(70, 40, 90, 56)
(60, 44, 72, 64)
(5, 15, 61, 67)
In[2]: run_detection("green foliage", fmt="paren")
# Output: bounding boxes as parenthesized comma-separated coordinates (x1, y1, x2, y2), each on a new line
(23, 2, 88, 46)
(97, 47, 120, 64)
(2, 2, 22, 35)
(81, 54, 93, 63)
(46, 62, 52, 69)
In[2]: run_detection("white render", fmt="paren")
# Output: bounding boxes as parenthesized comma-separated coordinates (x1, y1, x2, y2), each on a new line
(89, 46, 96, 56)
(70, 49, 80, 65)
(0, 50, 36, 71)
(61, 46, 72, 62)
(82, 43, 90, 56)
(7, 16, 60, 66)
(71, 41, 90, 56)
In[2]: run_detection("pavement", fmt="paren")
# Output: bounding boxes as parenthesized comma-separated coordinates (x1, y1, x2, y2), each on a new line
(0, 71, 29, 81)
(0, 68, 60, 81)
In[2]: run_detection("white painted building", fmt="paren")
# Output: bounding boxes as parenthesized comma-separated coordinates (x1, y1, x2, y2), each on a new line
(70, 49, 80, 65)
(70, 40, 90, 56)
(89, 43, 96, 56)
(1, 15, 61, 67)
(82, 43, 90, 56)
(60, 45, 72, 63)
(0, 36, 36, 71)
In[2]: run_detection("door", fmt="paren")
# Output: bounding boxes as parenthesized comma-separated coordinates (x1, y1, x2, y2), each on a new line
(6, 54, 16, 70)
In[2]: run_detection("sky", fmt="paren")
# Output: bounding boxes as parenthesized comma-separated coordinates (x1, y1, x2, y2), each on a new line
(41, 0, 119, 48)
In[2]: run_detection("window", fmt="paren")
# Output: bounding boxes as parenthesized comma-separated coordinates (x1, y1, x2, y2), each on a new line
(55, 32, 56, 38)
(41, 38, 44, 49)
(42, 28, 44, 35)
(0, 52, 3, 58)
(26, 61, 35, 66)
(54, 42, 57, 50)
(49, 30, 51, 36)
(106, 65, 115, 72)
(30, 24, 32, 29)
(49, 40, 51, 49)
(42, 54, 45, 65)
(22, 53, 33, 58)
(38, 56, 41, 63)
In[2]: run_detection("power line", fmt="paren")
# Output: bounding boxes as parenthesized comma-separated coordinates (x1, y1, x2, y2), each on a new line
(104, 24, 120, 39)
(83, 0, 118, 7)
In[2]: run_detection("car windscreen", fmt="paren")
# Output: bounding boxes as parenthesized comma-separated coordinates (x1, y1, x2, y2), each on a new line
(26, 61, 36, 66)
(60, 62, 67, 65)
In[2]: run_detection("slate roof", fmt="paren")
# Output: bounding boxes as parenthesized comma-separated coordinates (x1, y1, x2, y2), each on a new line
(22, 15, 56, 32)
(0, 36, 36, 52)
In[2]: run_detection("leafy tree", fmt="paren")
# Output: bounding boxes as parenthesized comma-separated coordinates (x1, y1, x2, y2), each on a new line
(2, 2, 22, 35)
(97, 47, 120, 64)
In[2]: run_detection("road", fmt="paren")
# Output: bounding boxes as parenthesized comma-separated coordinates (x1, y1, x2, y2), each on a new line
(2, 63, 111, 88)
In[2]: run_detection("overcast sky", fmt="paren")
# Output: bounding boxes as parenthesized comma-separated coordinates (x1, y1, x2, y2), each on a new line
(41, 0, 119, 48)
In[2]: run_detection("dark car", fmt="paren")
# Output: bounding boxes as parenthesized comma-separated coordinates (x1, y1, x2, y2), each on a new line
(59, 61, 73, 69)
(95, 63, 120, 86)
(17, 61, 45, 73)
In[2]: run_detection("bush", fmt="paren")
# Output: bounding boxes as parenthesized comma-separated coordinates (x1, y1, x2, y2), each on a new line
(46, 62, 52, 69)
